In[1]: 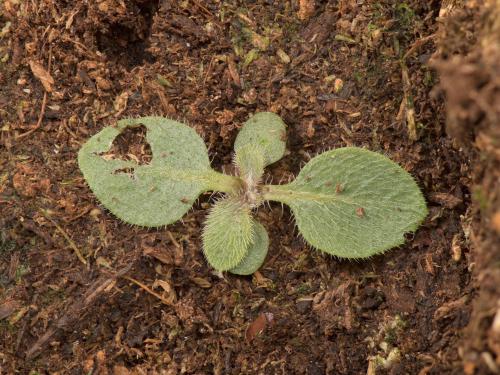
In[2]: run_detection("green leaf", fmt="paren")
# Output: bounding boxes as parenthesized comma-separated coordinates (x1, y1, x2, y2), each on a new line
(263, 147, 427, 258)
(78, 116, 239, 227)
(229, 221, 269, 275)
(234, 144, 265, 183)
(234, 144, 265, 208)
(202, 198, 254, 271)
(234, 112, 286, 167)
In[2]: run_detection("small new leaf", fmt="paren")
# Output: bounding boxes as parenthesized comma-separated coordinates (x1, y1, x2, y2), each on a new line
(202, 198, 254, 271)
(234, 144, 265, 184)
(234, 112, 287, 167)
(263, 148, 427, 258)
(230, 221, 269, 275)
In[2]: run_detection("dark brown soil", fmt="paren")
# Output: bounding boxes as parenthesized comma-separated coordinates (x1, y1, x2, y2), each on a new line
(0, 1, 496, 374)
(434, 1, 500, 374)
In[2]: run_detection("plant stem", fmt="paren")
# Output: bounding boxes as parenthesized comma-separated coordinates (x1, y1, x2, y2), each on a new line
(206, 171, 243, 195)
(261, 184, 293, 204)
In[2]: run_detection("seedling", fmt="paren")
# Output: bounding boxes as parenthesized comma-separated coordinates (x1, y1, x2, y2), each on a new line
(78, 113, 427, 275)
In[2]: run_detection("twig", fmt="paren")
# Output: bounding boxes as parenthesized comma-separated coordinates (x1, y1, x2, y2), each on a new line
(167, 230, 181, 248)
(16, 47, 52, 140)
(396, 33, 436, 142)
(41, 211, 87, 265)
(15, 92, 48, 140)
(190, 0, 223, 29)
(400, 60, 417, 142)
(403, 34, 436, 61)
(202, 55, 215, 86)
(64, 206, 92, 222)
(61, 36, 99, 58)
(14, 318, 29, 353)
(121, 275, 173, 306)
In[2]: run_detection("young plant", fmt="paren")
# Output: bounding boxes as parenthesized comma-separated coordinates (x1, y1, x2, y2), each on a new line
(78, 113, 427, 275)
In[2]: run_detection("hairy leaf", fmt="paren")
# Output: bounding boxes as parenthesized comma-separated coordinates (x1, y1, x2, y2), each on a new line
(234, 144, 265, 207)
(78, 116, 238, 227)
(230, 221, 269, 275)
(202, 198, 254, 271)
(234, 144, 265, 183)
(263, 147, 427, 258)
(234, 112, 286, 167)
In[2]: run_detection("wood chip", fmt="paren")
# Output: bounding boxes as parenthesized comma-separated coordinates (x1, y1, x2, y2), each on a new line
(245, 312, 274, 341)
(152, 279, 177, 304)
(451, 234, 462, 262)
(298, 0, 315, 21)
(277, 48, 290, 64)
(433, 296, 468, 321)
(143, 245, 174, 265)
(29, 60, 54, 92)
(0, 299, 20, 320)
(9, 306, 29, 325)
(491, 307, 500, 334)
(113, 91, 129, 116)
(190, 277, 212, 289)
(429, 192, 462, 209)
(491, 211, 500, 234)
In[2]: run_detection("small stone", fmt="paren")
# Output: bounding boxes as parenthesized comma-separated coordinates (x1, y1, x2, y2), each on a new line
(371, 29, 382, 45)
(324, 75, 336, 83)
(95, 76, 112, 91)
(451, 234, 461, 262)
(491, 211, 500, 233)
(491, 307, 500, 334)
(113, 365, 130, 375)
(277, 48, 291, 64)
(90, 208, 102, 220)
(334, 78, 344, 93)
(298, 0, 315, 21)
(98, 1, 108, 12)
(296, 297, 313, 313)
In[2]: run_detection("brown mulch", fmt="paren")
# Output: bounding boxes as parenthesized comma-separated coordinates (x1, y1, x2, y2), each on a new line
(0, 0, 496, 373)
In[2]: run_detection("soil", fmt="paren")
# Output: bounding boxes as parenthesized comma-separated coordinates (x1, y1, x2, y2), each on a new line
(0, 1, 497, 374)
(434, 1, 500, 373)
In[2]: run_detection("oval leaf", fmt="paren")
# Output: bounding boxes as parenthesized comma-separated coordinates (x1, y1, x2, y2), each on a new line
(234, 112, 286, 167)
(264, 147, 427, 258)
(230, 221, 269, 275)
(78, 117, 214, 227)
(202, 198, 254, 271)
